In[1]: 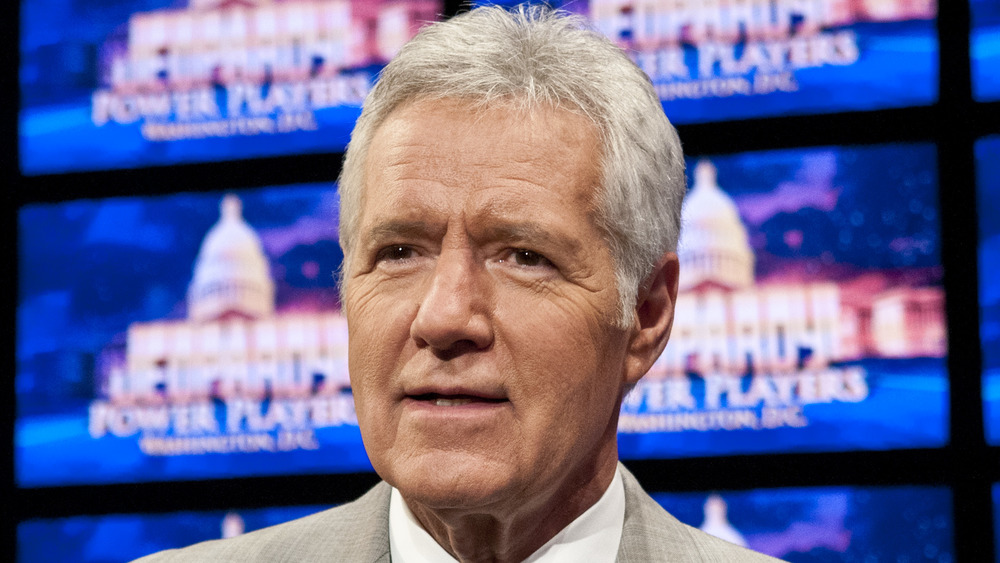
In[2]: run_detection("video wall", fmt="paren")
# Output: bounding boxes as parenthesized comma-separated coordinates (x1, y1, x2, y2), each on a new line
(557, 0, 939, 123)
(18, 0, 443, 175)
(979, 136, 1000, 444)
(12, 1, 998, 561)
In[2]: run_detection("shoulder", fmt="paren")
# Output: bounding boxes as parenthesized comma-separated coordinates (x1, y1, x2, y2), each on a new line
(132, 482, 392, 563)
(617, 465, 785, 563)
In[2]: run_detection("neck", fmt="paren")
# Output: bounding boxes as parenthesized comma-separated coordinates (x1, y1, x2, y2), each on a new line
(404, 429, 621, 563)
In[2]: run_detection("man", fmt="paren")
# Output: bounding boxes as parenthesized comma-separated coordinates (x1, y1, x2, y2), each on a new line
(139, 5, 781, 562)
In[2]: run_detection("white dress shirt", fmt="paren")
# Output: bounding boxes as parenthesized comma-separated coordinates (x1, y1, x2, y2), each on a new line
(389, 468, 625, 563)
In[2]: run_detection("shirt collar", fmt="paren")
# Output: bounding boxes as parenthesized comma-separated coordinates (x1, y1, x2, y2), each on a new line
(389, 467, 625, 563)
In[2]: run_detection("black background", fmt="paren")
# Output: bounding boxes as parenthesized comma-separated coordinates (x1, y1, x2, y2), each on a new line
(5, 1, 1000, 561)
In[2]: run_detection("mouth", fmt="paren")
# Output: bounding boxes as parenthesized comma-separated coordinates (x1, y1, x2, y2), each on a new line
(403, 381, 511, 411)
(407, 393, 508, 407)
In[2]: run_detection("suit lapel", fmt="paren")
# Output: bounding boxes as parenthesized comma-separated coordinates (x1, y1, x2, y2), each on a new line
(616, 463, 706, 563)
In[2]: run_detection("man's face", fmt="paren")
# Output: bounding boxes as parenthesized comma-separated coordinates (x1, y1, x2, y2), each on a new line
(343, 98, 637, 514)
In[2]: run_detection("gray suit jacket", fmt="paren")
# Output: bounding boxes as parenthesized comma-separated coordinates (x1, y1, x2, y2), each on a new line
(136, 465, 782, 562)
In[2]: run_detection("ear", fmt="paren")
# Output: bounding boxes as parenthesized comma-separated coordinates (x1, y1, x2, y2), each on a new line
(623, 251, 679, 386)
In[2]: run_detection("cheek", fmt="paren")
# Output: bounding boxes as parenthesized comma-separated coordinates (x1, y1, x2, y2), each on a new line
(495, 294, 627, 404)
(347, 306, 409, 454)
(346, 288, 416, 393)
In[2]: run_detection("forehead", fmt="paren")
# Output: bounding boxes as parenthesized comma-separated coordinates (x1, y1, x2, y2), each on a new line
(360, 98, 603, 217)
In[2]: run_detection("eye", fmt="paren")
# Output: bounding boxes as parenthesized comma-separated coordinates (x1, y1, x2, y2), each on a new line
(375, 245, 416, 262)
(503, 249, 554, 269)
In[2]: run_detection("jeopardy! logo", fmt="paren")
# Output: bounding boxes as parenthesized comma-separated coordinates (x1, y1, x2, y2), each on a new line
(588, 0, 936, 99)
(91, 0, 438, 141)
(87, 195, 357, 457)
(617, 158, 945, 434)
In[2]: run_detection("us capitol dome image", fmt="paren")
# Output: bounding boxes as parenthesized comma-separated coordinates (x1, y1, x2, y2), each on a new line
(187, 194, 275, 323)
(103, 195, 349, 405)
(651, 160, 945, 379)
(678, 160, 756, 293)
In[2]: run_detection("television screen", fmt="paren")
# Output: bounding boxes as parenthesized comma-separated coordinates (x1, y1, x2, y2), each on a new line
(17, 504, 329, 562)
(979, 136, 1000, 443)
(618, 143, 948, 459)
(650, 485, 953, 562)
(18, 0, 443, 175)
(972, 0, 1000, 101)
(16, 183, 371, 486)
(547, 0, 939, 123)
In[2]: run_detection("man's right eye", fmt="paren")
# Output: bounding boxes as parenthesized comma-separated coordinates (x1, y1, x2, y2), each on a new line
(375, 245, 415, 262)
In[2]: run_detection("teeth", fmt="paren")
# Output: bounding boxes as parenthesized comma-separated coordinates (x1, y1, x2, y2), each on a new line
(434, 398, 473, 407)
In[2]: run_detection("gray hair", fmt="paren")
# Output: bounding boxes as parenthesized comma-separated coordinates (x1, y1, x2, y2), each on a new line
(338, 4, 685, 327)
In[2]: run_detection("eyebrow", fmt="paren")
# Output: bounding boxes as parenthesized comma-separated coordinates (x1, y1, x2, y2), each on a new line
(360, 217, 583, 256)
(478, 222, 583, 256)
(362, 220, 445, 247)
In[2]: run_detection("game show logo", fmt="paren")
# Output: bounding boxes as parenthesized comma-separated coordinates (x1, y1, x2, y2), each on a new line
(566, 0, 938, 121)
(86, 194, 355, 457)
(590, 0, 933, 100)
(90, 0, 438, 142)
(619, 158, 946, 446)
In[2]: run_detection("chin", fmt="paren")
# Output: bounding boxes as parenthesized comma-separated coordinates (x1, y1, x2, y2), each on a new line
(383, 448, 522, 510)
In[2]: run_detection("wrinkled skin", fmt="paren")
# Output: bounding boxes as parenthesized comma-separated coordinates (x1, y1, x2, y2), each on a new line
(343, 98, 679, 563)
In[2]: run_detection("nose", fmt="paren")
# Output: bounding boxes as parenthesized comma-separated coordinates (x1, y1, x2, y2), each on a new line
(410, 246, 493, 356)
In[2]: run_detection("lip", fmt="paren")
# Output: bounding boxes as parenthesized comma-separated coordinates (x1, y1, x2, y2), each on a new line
(404, 385, 507, 402)
(401, 385, 510, 414)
